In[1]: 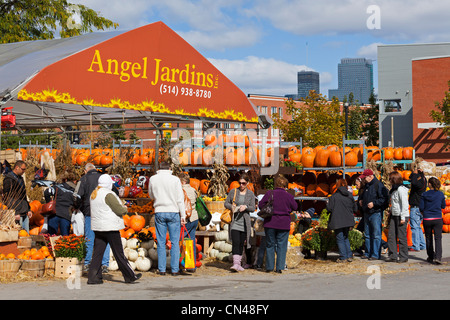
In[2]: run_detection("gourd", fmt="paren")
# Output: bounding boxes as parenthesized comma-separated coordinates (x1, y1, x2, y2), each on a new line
(137, 248, 148, 257)
(125, 248, 139, 262)
(126, 238, 140, 250)
(214, 230, 228, 241)
(140, 240, 154, 250)
(148, 248, 158, 262)
(135, 256, 151, 271)
(109, 260, 119, 271)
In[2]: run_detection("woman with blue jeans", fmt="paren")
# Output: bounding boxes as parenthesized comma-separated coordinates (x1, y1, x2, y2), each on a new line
(327, 179, 357, 262)
(409, 167, 427, 251)
(259, 176, 297, 273)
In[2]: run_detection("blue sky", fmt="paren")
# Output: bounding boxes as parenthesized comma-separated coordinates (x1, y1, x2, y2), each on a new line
(77, 0, 450, 98)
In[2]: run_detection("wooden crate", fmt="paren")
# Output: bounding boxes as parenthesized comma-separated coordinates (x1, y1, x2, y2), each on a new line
(0, 230, 18, 242)
(0, 150, 21, 164)
(54, 257, 83, 278)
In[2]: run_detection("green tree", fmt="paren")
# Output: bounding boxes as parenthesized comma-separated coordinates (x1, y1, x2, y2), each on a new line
(429, 81, 450, 149)
(0, 0, 118, 43)
(361, 91, 379, 146)
(272, 90, 344, 147)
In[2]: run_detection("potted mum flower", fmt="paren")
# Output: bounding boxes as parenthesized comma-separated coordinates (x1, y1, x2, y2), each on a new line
(53, 235, 87, 278)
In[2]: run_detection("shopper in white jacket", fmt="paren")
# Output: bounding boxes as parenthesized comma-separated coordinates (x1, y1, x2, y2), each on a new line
(88, 174, 141, 284)
(386, 171, 410, 263)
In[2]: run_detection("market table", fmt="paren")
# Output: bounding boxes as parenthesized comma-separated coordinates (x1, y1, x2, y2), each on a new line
(195, 230, 216, 257)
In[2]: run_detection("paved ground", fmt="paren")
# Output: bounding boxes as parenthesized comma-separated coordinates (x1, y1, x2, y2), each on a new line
(1, 234, 449, 309)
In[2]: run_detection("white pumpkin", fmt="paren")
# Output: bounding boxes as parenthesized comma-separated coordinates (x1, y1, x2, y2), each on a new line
(135, 256, 151, 271)
(109, 260, 119, 271)
(128, 261, 136, 270)
(121, 237, 127, 249)
(127, 249, 139, 262)
(137, 248, 148, 258)
(126, 238, 140, 250)
(214, 230, 228, 241)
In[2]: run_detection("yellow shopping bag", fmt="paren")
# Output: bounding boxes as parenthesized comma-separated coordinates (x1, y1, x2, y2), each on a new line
(180, 225, 196, 269)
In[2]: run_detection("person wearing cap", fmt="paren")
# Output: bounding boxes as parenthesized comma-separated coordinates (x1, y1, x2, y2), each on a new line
(408, 163, 427, 251)
(88, 174, 141, 284)
(359, 168, 389, 260)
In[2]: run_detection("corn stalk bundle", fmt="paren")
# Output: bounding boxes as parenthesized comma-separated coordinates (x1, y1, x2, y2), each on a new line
(206, 164, 229, 198)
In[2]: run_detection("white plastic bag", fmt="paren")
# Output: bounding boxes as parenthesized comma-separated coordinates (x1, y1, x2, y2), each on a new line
(71, 210, 85, 236)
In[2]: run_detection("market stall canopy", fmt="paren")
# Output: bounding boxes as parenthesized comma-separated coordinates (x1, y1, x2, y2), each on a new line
(0, 21, 262, 131)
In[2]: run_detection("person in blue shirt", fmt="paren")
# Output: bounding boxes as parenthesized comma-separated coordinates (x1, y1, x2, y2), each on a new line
(419, 177, 446, 264)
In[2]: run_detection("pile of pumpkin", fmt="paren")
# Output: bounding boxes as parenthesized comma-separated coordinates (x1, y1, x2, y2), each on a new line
(286, 145, 415, 168)
(0, 247, 51, 261)
(441, 199, 450, 233)
(174, 133, 273, 167)
(189, 178, 255, 196)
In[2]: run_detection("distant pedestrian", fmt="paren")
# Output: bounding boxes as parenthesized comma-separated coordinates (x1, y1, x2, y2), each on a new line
(3, 160, 32, 232)
(408, 163, 427, 251)
(327, 179, 357, 262)
(359, 169, 389, 260)
(259, 175, 297, 273)
(419, 177, 446, 264)
(386, 171, 409, 263)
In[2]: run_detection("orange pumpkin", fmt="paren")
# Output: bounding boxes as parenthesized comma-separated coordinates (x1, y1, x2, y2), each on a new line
(100, 155, 113, 166)
(301, 149, 315, 168)
(402, 147, 414, 160)
(402, 170, 412, 180)
(384, 148, 394, 160)
(344, 151, 358, 167)
(31, 251, 44, 260)
(202, 148, 214, 166)
(199, 179, 210, 194)
(76, 153, 89, 166)
(316, 183, 329, 197)
(204, 134, 217, 147)
(306, 184, 317, 196)
(129, 214, 146, 232)
(228, 181, 240, 192)
(290, 152, 302, 164)
(443, 213, 450, 225)
(122, 214, 131, 227)
(328, 150, 342, 167)
(442, 224, 450, 233)
(29, 200, 42, 214)
(314, 148, 330, 167)
(18, 229, 29, 237)
(190, 178, 200, 191)
(394, 148, 403, 160)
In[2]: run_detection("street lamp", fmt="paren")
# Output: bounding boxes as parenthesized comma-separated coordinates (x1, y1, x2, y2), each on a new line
(344, 102, 349, 139)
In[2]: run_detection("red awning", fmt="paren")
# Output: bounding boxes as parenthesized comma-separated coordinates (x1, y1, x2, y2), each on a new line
(17, 21, 259, 123)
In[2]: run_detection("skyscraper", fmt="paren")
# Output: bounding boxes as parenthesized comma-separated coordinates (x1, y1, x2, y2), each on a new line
(328, 58, 374, 104)
(298, 71, 320, 99)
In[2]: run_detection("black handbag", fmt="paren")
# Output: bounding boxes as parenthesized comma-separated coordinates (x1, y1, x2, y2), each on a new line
(258, 191, 273, 219)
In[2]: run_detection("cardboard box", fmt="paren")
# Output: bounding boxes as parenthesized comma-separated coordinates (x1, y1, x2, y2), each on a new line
(0, 150, 21, 164)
